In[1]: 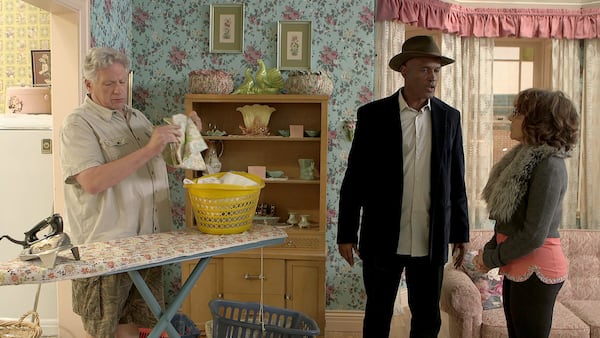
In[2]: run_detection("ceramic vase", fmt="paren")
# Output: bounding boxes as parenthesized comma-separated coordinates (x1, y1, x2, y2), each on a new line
(298, 158, 315, 180)
(236, 104, 276, 135)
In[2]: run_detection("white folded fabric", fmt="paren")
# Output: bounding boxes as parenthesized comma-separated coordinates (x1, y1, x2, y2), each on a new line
(162, 114, 208, 170)
(220, 172, 258, 186)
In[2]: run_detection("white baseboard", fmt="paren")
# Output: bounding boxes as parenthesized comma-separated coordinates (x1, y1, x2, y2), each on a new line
(325, 289, 408, 332)
(325, 310, 365, 332)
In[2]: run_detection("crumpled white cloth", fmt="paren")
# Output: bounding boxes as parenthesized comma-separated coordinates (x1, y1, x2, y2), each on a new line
(184, 172, 259, 186)
(162, 114, 208, 170)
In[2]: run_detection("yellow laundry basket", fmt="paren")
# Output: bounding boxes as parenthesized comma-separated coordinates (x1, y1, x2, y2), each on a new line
(184, 172, 265, 234)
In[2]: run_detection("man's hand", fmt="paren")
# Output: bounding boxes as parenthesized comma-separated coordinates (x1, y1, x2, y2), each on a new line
(188, 110, 202, 132)
(338, 243, 359, 266)
(147, 124, 182, 154)
(452, 243, 467, 269)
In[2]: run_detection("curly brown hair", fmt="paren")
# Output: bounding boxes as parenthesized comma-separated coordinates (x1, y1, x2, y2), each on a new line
(513, 88, 579, 151)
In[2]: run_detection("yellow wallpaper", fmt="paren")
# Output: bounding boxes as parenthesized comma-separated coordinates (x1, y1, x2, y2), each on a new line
(0, 0, 50, 113)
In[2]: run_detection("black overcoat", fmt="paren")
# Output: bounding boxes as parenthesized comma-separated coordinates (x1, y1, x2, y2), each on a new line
(337, 91, 470, 265)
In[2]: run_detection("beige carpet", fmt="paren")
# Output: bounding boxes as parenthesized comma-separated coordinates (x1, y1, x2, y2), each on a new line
(324, 310, 450, 338)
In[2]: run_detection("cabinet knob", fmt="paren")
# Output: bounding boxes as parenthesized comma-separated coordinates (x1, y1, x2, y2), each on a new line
(244, 273, 265, 280)
(218, 293, 223, 298)
(285, 295, 292, 300)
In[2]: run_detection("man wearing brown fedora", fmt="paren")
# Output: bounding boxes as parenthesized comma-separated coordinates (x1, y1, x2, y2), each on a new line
(337, 35, 470, 337)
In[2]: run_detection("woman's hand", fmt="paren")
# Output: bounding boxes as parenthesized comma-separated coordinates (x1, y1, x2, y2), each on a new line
(473, 250, 490, 273)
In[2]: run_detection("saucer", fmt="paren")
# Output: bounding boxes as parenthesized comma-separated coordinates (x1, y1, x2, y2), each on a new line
(265, 176, 288, 181)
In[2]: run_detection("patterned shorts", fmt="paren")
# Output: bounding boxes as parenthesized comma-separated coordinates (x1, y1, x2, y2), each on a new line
(71, 267, 164, 338)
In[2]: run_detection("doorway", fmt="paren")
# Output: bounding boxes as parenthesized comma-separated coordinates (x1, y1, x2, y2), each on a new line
(22, 0, 89, 336)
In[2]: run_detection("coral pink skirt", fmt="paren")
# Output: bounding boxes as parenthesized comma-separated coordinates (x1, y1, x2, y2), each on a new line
(496, 233, 568, 284)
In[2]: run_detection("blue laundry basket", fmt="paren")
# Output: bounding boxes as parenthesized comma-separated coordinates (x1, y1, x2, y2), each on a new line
(209, 299, 320, 338)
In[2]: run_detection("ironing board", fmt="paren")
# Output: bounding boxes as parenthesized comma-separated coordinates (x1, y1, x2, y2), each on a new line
(0, 224, 287, 338)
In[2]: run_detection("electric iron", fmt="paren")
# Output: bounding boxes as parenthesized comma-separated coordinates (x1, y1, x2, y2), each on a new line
(0, 213, 80, 267)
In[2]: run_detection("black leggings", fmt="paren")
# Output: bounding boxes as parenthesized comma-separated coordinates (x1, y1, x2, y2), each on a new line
(503, 274, 564, 338)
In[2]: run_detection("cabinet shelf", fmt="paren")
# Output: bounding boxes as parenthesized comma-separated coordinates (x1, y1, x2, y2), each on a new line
(182, 94, 327, 335)
(204, 135, 321, 142)
(265, 178, 319, 184)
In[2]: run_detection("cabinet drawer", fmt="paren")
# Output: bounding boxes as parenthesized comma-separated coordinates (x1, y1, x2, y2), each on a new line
(222, 293, 285, 308)
(279, 233, 324, 250)
(223, 258, 285, 295)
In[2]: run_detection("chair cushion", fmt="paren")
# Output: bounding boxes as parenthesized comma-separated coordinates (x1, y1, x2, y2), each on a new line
(461, 250, 503, 310)
(481, 302, 590, 337)
(562, 300, 600, 338)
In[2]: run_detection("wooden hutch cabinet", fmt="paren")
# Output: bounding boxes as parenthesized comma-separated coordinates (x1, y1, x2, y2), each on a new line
(181, 94, 328, 333)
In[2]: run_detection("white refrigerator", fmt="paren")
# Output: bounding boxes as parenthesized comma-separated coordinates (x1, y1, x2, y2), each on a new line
(0, 114, 57, 335)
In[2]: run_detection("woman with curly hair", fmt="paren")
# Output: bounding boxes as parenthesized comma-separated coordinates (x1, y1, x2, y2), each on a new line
(474, 88, 580, 338)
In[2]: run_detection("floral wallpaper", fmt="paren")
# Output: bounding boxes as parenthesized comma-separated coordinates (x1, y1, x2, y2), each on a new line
(90, 0, 375, 311)
(89, 0, 132, 52)
(0, 0, 50, 114)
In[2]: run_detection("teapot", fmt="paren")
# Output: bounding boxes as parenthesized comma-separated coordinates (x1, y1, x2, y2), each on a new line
(204, 140, 223, 174)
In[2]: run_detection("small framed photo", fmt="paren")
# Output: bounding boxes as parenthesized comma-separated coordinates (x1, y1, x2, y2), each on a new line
(277, 21, 311, 70)
(31, 49, 51, 86)
(209, 3, 244, 53)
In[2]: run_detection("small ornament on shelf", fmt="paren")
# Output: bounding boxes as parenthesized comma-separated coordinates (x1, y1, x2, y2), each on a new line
(343, 118, 356, 141)
(232, 59, 283, 95)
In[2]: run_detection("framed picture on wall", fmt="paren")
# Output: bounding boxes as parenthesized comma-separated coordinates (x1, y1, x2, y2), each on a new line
(31, 50, 51, 86)
(209, 3, 244, 53)
(127, 70, 133, 107)
(277, 21, 311, 70)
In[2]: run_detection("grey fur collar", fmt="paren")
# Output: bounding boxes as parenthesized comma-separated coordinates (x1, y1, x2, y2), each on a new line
(482, 144, 566, 223)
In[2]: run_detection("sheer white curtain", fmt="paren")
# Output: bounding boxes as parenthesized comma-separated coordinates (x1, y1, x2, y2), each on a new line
(580, 39, 600, 229)
(374, 21, 405, 99)
(441, 35, 495, 229)
(551, 39, 582, 228)
(374, 20, 407, 314)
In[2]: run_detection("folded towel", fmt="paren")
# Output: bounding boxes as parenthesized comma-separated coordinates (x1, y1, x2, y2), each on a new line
(162, 114, 208, 170)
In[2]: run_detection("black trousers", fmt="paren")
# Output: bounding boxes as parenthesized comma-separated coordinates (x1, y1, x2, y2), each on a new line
(362, 254, 444, 338)
(503, 274, 564, 338)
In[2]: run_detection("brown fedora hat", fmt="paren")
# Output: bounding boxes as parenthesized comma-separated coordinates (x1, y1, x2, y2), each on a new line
(389, 35, 454, 72)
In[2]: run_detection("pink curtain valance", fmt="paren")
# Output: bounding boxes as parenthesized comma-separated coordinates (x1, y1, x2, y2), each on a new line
(376, 0, 600, 39)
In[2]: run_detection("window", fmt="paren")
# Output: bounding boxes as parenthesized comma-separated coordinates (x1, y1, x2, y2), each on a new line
(492, 39, 551, 164)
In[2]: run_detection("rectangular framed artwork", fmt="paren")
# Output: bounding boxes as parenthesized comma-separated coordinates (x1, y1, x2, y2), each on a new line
(209, 3, 245, 53)
(127, 70, 133, 107)
(277, 21, 311, 70)
(31, 49, 51, 86)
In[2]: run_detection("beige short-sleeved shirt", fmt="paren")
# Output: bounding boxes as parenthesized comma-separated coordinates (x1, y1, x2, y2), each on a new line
(60, 96, 173, 245)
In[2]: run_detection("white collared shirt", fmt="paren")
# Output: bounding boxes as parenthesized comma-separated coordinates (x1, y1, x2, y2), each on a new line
(397, 92, 432, 257)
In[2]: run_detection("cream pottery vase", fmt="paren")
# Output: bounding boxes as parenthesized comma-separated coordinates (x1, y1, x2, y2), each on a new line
(236, 104, 276, 135)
